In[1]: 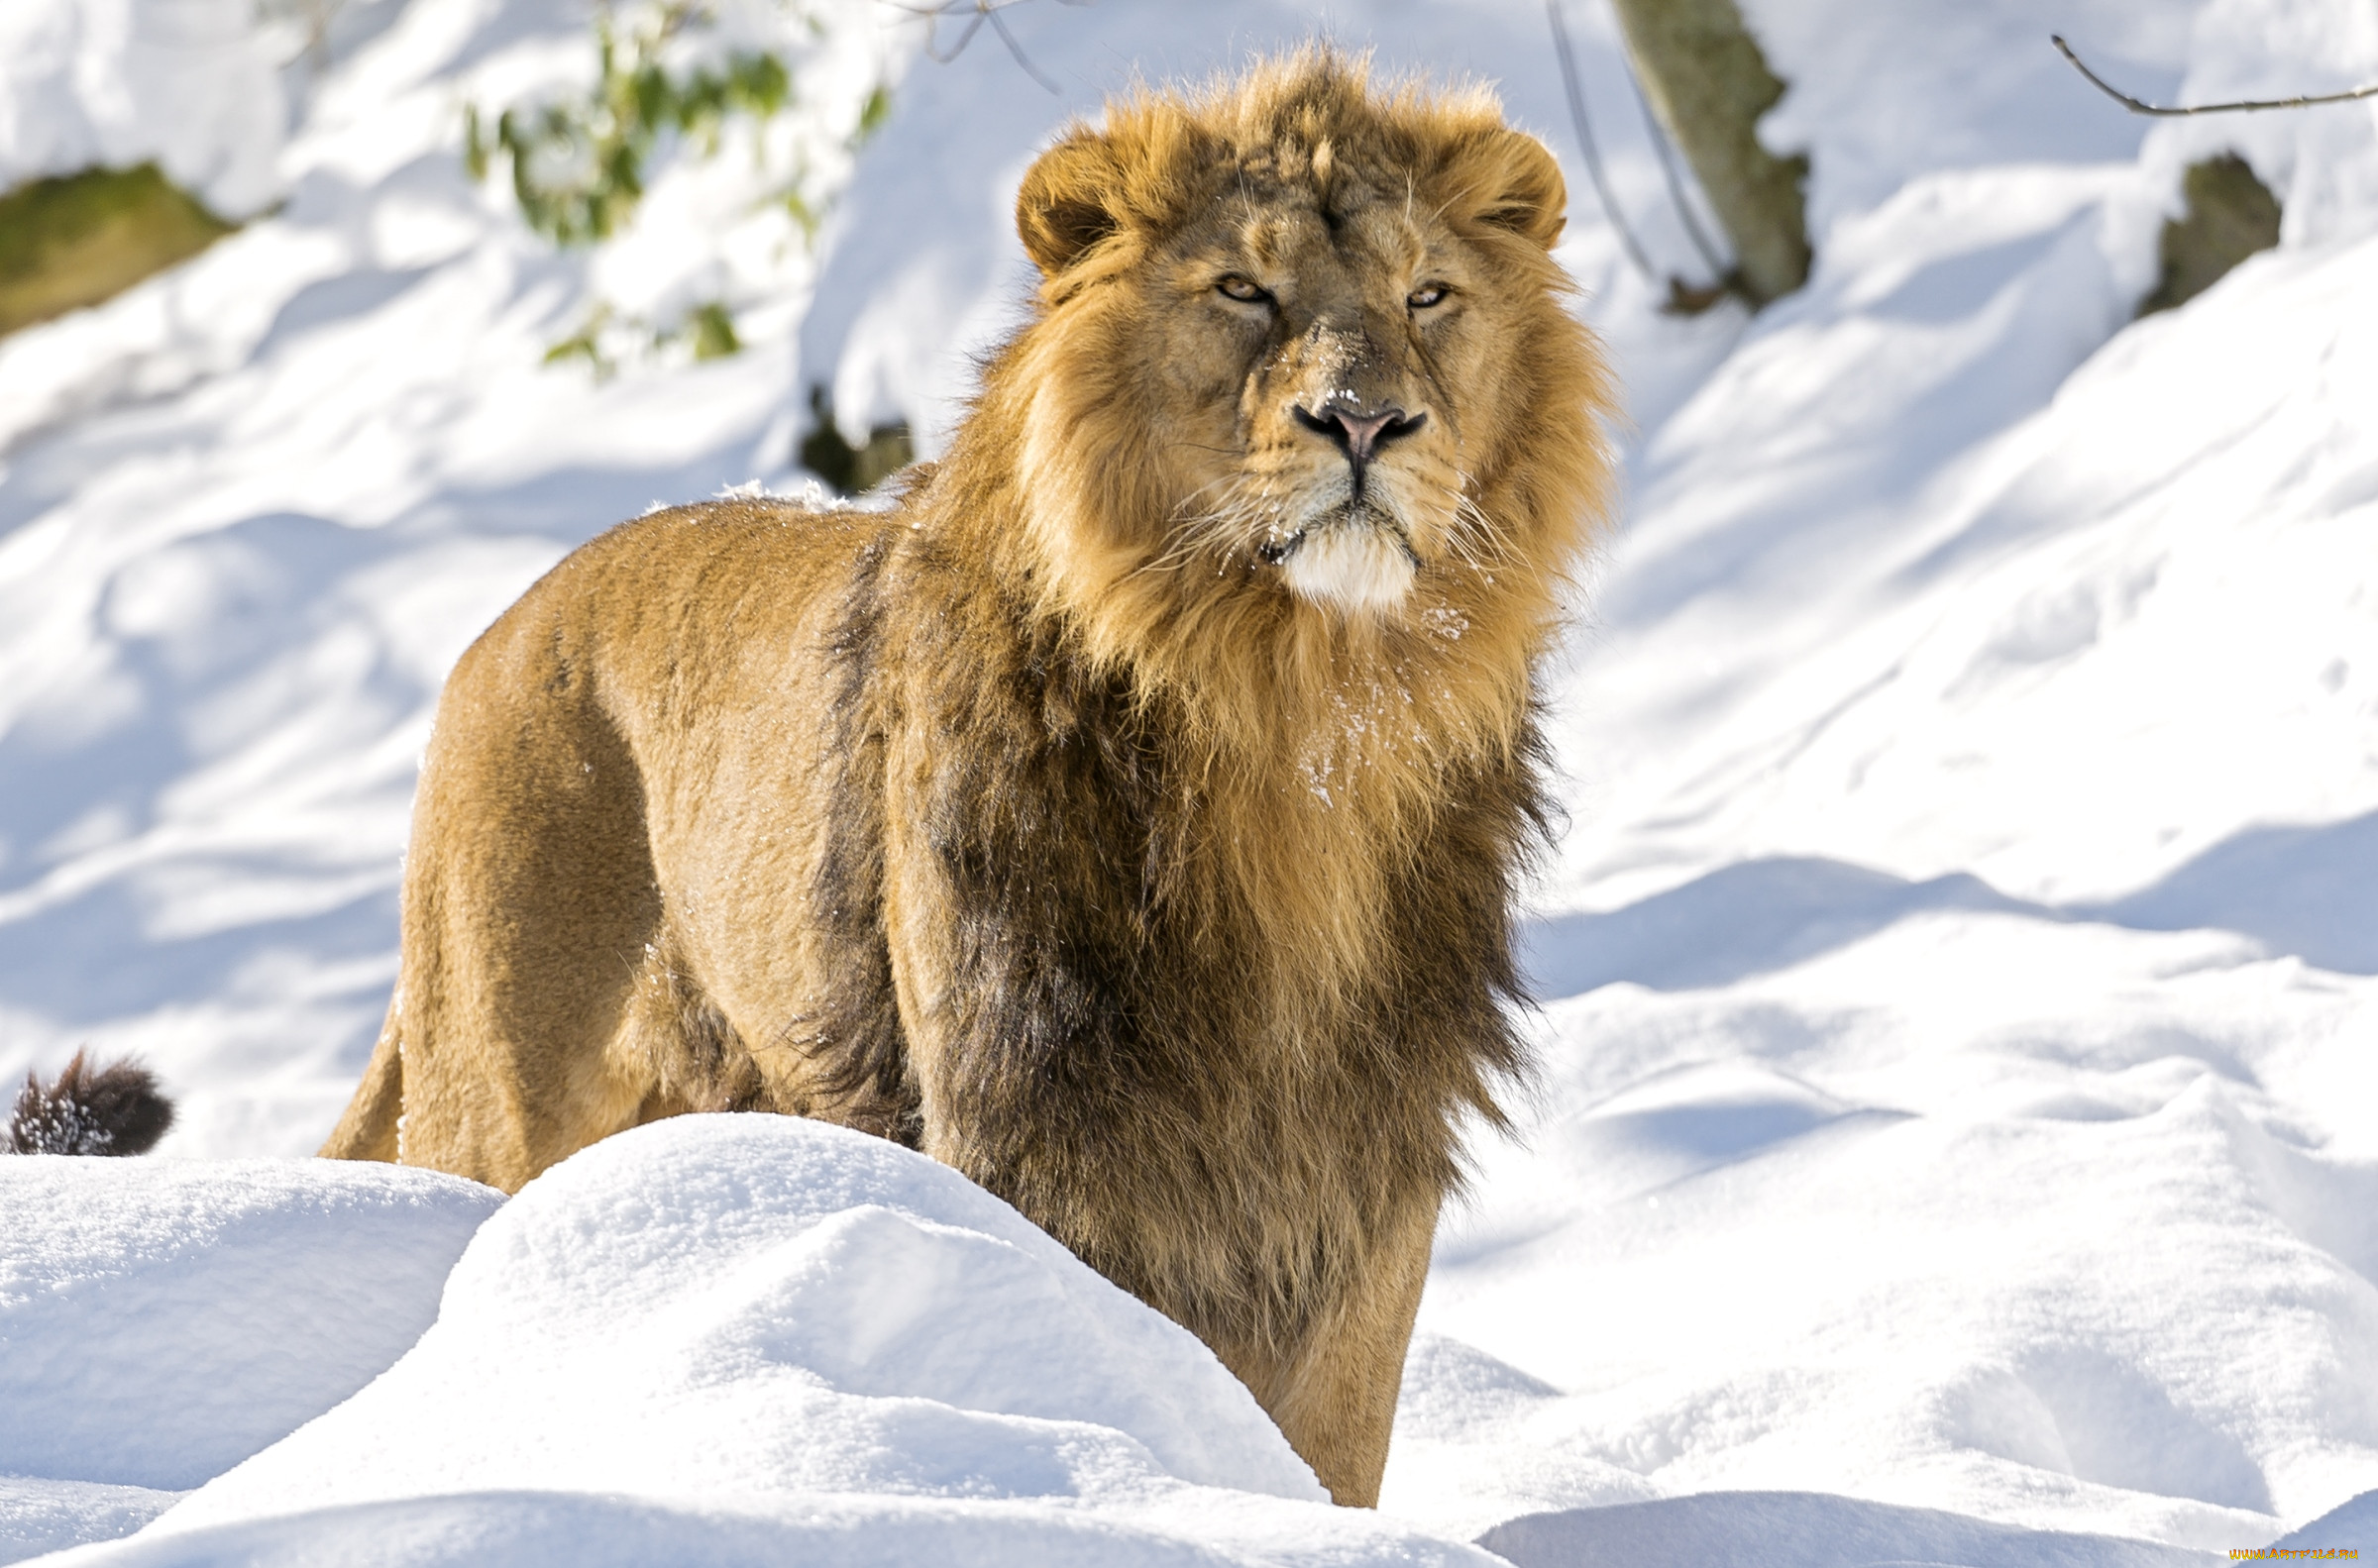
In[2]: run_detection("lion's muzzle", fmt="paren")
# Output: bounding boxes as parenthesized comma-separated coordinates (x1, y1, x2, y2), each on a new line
(1262, 393, 1433, 613)
(1292, 400, 1428, 499)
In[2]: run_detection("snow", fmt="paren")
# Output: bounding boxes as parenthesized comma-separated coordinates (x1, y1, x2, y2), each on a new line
(0, 1480, 174, 1568)
(1477, 1490, 2220, 1568)
(23, 1116, 1499, 1568)
(1540, 183, 2378, 917)
(0, 1156, 499, 1557)
(3, 0, 2378, 1561)
(0, 0, 287, 217)
(1407, 914, 2378, 1547)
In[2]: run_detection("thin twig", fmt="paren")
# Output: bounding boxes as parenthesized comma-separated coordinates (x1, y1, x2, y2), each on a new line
(2052, 34, 2378, 116)
(1545, 0, 1657, 279)
(885, 0, 1091, 95)
(1627, 52, 1728, 280)
(986, 3, 1059, 94)
(920, 7, 985, 63)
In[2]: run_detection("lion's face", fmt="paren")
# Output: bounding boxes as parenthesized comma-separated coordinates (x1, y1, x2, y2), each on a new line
(998, 52, 1610, 696)
(1142, 179, 1512, 613)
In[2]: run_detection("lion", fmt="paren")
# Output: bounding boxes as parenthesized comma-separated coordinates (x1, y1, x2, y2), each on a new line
(321, 50, 1615, 1506)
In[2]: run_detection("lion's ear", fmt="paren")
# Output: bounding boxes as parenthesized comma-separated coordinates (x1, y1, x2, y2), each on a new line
(1018, 132, 1127, 276)
(1458, 130, 1567, 250)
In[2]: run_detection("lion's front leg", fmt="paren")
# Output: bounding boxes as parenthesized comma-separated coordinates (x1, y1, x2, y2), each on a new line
(1262, 1196, 1438, 1507)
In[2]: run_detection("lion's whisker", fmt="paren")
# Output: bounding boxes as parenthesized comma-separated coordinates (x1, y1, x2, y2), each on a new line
(1446, 489, 1518, 569)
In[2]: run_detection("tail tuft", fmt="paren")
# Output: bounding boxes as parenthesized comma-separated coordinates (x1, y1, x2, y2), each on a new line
(8, 1050, 176, 1156)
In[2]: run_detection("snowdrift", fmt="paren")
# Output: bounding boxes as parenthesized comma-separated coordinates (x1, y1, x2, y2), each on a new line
(18, 1117, 1499, 1568)
(0, 1156, 498, 1559)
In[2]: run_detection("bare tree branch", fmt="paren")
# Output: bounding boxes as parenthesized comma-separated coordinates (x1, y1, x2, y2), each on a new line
(1545, 0, 1659, 280)
(1628, 45, 1729, 281)
(885, 0, 1093, 95)
(2053, 35, 2378, 116)
(1544, 0, 1743, 312)
(985, 3, 1060, 94)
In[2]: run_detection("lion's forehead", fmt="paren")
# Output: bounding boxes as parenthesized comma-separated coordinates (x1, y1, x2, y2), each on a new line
(1197, 191, 1433, 287)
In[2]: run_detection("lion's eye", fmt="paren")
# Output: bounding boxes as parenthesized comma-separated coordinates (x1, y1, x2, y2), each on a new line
(1408, 283, 1451, 310)
(1216, 275, 1271, 304)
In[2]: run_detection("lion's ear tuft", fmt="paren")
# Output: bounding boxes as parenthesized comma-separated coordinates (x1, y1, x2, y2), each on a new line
(1018, 132, 1127, 276)
(1458, 130, 1567, 250)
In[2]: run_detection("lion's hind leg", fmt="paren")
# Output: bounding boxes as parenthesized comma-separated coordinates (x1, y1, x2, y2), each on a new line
(319, 1009, 401, 1161)
(614, 934, 771, 1123)
(361, 609, 679, 1192)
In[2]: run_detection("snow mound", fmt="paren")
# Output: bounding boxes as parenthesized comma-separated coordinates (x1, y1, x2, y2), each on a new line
(0, 1154, 500, 1494)
(2272, 1487, 2378, 1554)
(32, 1490, 1394, 1568)
(1477, 1489, 2219, 1568)
(0, 1154, 498, 1563)
(0, 1478, 175, 1567)
(59, 1115, 1496, 1568)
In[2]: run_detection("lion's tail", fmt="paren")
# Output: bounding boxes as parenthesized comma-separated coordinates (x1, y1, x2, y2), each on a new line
(7, 1049, 175, 1156)
(318, 1012, 402, 1162)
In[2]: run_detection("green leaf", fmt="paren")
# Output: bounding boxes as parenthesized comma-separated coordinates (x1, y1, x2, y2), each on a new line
(463, 104, 488, 182)
(855, 83, 892, 144)
(689, 300, 740, 360)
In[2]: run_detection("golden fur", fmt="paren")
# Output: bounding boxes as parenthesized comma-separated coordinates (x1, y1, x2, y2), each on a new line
(323, 51, 1616, 1506)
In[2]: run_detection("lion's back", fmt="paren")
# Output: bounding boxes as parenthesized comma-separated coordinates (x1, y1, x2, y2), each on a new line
(458, 494, 888, 699)
(481, 488, 904, 845)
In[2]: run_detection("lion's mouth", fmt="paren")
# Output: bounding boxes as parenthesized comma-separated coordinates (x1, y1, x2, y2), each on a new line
(1262, 506, 1422, 611)
(1258, 505, 1422, 567)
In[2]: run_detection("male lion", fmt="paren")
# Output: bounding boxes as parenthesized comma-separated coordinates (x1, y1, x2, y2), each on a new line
(323, 51, 1614, 1506)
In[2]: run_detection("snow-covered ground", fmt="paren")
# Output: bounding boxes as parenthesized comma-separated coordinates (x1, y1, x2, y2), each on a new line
(11, 1116, 1506, 1567)
(4, 0, 2376, 1562)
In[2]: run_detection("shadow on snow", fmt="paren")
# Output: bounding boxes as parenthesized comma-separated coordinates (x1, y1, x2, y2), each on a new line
(1521, 808, 2378, 1001)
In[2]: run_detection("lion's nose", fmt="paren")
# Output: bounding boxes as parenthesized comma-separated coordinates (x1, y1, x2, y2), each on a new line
(1293, 400, 1428, 490)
